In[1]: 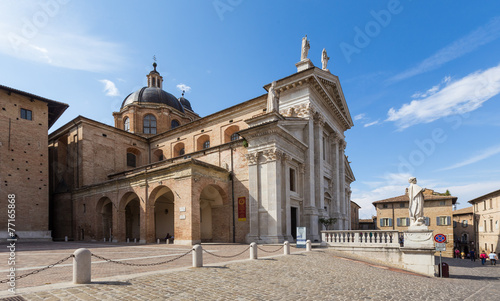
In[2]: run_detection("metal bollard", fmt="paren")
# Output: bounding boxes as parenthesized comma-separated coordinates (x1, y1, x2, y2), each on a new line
(284, 241, 290, 255)
(166, 238, 170, 244)
(127, 238, 129, 243)
(306, 240, 312, 251)
(250, 242, 257, 260)
(73, 248, 91, 284)
(65, 236, 68, 242)
(157, 239, 160, 244)
(134, 238, 137, 243)
(192, 244, 203, 267)
(103, 238, 106, 242)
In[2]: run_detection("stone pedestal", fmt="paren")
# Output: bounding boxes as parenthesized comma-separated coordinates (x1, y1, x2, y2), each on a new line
(295, 59, 314, 72)
(401, 228, 435, 277)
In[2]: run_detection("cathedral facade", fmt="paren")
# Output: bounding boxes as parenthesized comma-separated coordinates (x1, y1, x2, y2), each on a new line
(48, 43, 355, 244)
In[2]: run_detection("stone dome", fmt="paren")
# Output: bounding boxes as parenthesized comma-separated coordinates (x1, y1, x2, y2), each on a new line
(179, 96, 193, 112)
(121, 87, 185, 113)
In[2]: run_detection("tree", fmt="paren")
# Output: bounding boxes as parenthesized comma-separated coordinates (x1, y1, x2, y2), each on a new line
(319, 217, 337, 230)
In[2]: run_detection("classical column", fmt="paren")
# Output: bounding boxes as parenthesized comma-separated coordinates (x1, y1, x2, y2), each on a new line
(332, 133, 341, 229)
(246, 152, 260, 243)
(262, 148, 284, 243)
(339, 139, 347, 230)
(314, 113, 326, 215)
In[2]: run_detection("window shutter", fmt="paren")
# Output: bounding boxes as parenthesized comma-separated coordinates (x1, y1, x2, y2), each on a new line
(436, 217, 440, 226)
(397, 218, 401, 227)
(447, 216, 451, 226)
(425, 217, 430, 226)
(389, 218, 393, 227)
(406, 218, 410, 226)
(380, 219, 383, 227)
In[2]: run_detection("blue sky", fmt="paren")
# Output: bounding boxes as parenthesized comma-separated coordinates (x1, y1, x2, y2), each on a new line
(1, 1, 499, 219)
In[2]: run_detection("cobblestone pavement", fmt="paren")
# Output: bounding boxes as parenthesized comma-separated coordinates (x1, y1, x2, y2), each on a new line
(1, 243, 499, 300)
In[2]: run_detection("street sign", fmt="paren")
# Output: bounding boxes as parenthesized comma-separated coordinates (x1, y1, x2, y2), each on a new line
(435, 242, 446, 251)
(296, 227, 306, 248)
(434, 233, 447, 243)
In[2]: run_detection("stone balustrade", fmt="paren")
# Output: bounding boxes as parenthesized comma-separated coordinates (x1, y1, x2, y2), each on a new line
(322, 230, 400, 247)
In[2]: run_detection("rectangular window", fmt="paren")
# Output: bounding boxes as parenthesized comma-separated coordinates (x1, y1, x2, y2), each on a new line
(436, 216, 451, 226)
(490, 199, 493, 209)
(483, 200, 487, 210)
(425, 217, 430, 226)
(439, 201, 446, 206)
(397, 217, 410, 227)
(21, 108, 32, 120)
(289, 168, 296, 192)
(322, 137, 326, 161)
(490, 219, 494, 232)
(400, 203, 405, 208)
(484, 220, 487, 232)
(453, 221, 457, 228)
(380, 218, 392, 227)
(382, 204, 388, 209)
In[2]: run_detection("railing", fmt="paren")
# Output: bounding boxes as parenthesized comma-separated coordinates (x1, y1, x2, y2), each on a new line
(322, 230, 400, 247)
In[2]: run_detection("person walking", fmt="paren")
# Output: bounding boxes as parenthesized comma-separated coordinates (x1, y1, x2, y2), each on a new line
(455, 248, 460, 258)
(480, 251, 488, 265)
(488, 251, 497, 265)
(470, 249, 475, 262)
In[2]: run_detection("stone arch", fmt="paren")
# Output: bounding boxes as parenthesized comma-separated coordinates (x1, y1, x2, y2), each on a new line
(224, 125, 240, 143)
(197, 134, 210, 151)
(153, 149, 164, 162)
(119, 191, 141, 241)
(173, 142, 185, 157)
(96, 197, 114, 241)
(198, 184, 230, 242)
(149, 185, 175, 241)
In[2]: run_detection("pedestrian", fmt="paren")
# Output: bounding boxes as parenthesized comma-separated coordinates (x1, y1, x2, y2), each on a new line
(470, 249, 475, 262)
(480, 251, 487, 265)
(455, 248, 460, 258)
(461, 251, 465, 259)
(488, 251, 497, 265)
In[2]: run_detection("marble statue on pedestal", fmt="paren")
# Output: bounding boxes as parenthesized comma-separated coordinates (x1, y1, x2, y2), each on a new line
(408, 177, 425, 226)
(321, 48, 329, 70)
(301, 35, 310, 60)
(266, 81, 279, 113)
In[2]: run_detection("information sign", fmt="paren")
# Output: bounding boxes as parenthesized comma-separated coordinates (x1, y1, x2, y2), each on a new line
(435, 242, 446, 251)
(296, 227, 306, 248)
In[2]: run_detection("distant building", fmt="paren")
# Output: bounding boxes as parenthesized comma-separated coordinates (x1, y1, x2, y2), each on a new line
(452, 207, 474, 256)
(359, 218, 376, 230)
(0, 84, 68, 241)
(350, 201, 360, 230)
(468, 189, 500, 254)
(373, 188, 457, 257)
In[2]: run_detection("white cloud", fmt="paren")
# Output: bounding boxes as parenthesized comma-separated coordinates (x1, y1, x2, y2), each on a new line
(437, 144, 500, 171)
(434, 181, 500, 208)
(354, 113, 365, 121)
(99, 79, 120, 97)
(388, 16, 500, 83)
(176, 83, 191, 93)
(0, 2, 126, 72)
(386, 63, 500, 130)
(363, 120, 380, 127)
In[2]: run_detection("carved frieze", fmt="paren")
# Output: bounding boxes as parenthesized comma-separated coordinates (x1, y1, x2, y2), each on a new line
(245, 152, 258, 165)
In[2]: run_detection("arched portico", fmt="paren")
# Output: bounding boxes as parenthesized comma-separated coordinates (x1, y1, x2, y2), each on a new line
(149, 185, 175, 242)
(96, 197, 114, 241)
(198, 184, 230, 242)
(117, 191, 141, 242)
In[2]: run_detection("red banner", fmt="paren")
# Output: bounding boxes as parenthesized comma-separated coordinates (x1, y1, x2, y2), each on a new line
(238, 197, 246, 221)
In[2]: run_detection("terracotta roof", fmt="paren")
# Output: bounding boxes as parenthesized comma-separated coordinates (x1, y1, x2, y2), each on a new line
(453, 206, 473, 215)
(351, 201, 361, 208)
(372, 191, 457, 205)
(359, 219, 374, 223)
(468, 188, 500, 204)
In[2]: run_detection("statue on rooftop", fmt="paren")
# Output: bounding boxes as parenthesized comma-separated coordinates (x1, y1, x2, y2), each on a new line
(301, 35, 310, 60)
(321, 48, 330, 70)
(408, 177, 425, 226)
(266, 81, 279, 113)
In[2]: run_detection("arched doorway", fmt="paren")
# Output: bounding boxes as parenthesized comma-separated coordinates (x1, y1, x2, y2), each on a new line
(150, 186, 175, 241)
(199, 184, 227, 242)
(96, 197, 113, 241)
(120, 192, 140, 241)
